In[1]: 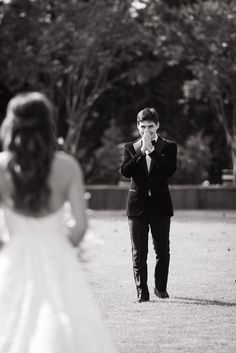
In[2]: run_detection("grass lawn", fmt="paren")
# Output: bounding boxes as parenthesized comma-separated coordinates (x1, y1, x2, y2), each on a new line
(83, 210, 236, 353)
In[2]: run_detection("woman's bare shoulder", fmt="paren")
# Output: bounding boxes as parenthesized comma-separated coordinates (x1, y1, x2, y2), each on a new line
(0, 151, 10, 170)
(54, 151, 80, 167)
(0, 152, 11, 194)
(0, 150, 10, 161)
(52, 151, 82, 179)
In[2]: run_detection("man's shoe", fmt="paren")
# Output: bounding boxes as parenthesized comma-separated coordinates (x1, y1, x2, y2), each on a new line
(154, 288, 169, 299)
(135, 297, 149, 303)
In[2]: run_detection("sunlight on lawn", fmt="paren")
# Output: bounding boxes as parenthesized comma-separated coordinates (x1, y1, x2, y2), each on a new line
(86, 210, 236, 353)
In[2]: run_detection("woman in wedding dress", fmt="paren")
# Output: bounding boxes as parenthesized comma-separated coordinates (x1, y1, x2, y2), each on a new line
(0, 92, 117, 353)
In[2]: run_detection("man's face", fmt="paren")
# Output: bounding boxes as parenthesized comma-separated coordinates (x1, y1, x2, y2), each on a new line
(137, 120, 159, 140)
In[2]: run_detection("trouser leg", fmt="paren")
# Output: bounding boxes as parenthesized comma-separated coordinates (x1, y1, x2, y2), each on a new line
(149, 215, 170, 292)
(128, 214, 149, 300)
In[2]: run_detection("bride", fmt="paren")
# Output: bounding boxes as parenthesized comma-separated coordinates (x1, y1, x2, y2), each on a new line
(0, 92, 117, 353)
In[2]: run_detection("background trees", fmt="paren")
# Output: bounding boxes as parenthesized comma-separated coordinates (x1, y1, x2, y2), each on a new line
(0, 0, 235, 184)
(181, 1, 236, 184)
(160, 0, 236, 183)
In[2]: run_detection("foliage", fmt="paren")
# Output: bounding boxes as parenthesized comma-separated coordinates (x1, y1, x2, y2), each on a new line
(0, 0, 235, 184)
(0, 0, 154, 155)
(62, 0, 140, 155)
(87, 120, 123, 185)
(172, 132, 212, 185)
(165, 0, 236, 183)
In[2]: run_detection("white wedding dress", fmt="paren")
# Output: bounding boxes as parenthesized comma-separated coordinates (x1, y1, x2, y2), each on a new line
(0, 205, 117, 353)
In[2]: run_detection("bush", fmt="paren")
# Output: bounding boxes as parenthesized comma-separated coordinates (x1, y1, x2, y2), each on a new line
(88, 120, 123, 184)
(171, 132, 212, 184)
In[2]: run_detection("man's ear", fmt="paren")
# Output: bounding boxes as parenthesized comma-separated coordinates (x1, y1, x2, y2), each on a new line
(156, 122, 160, 131)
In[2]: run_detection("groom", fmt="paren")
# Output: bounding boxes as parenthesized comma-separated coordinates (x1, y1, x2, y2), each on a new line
(121, 107, 177, 302)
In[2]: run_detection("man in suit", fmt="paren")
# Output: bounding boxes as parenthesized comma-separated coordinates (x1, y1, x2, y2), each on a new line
(121, 107, 177, 302)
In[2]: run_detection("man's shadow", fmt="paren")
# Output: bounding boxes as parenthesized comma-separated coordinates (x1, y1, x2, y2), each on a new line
(166, 297, 236, 307)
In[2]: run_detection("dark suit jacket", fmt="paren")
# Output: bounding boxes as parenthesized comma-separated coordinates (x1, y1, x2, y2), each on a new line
(120, 136, 177, 217)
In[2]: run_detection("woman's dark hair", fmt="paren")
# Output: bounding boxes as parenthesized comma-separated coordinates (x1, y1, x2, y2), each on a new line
(2, 92, 57, 214)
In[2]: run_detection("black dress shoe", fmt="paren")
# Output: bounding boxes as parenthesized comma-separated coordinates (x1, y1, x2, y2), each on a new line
(154, 288, 169, 299)
(135, 297, 149, 303)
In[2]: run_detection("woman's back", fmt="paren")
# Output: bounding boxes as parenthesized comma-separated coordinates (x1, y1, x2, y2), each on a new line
(0, 152, 117, 353)
(0, 92, 118, 353)
(0, 150, 75, 212)
(0, 92, 87, 244)
(0, 149, 87, 246)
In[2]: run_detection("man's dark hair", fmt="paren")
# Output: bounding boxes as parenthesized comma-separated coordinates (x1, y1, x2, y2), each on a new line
(137, 107, 159, 124)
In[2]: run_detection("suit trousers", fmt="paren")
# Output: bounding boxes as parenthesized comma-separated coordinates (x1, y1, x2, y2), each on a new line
(128, 197, 170, 299)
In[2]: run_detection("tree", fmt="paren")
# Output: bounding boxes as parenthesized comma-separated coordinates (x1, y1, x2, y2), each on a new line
(0, 0, 153, 157)
(87, 120, 123, 184)
(166, 1, 236, 184)
(63, 0, 137, 155)
(172, 132, 212, 184)
(0, 0, 71, 121)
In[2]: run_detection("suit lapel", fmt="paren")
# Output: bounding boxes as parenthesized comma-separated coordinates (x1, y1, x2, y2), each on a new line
(133, 138, 142, 153)
(149, 157, 154, 175)
(156, 136, 166, 152)
(149, 137, 166, 174)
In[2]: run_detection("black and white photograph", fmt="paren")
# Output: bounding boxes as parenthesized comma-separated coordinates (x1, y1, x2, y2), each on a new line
(0, 1, 236, 352)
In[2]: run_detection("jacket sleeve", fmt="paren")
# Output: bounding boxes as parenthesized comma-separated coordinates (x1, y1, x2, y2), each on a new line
(120, 144, 144, 179)
(149, 141, 177, 177)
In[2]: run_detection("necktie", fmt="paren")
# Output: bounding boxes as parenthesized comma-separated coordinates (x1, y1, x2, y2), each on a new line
(145, 152, 151, 172)
(145, 140, 156, 172)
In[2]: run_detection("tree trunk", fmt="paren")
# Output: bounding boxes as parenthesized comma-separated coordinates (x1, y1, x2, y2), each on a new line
(64, 118, 85, 158)
(64, 125, 77, 156)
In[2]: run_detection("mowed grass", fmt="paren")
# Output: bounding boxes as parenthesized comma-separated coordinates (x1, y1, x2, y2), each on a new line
(83, 210, 236, 353)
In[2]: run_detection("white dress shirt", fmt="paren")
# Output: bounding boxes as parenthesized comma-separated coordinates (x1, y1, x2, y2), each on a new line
(145, 135, 158, 173)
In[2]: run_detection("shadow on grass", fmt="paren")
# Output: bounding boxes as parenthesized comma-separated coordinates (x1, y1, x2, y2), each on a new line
(136, 298, 236, 307)
(172, 297, 236, 307)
